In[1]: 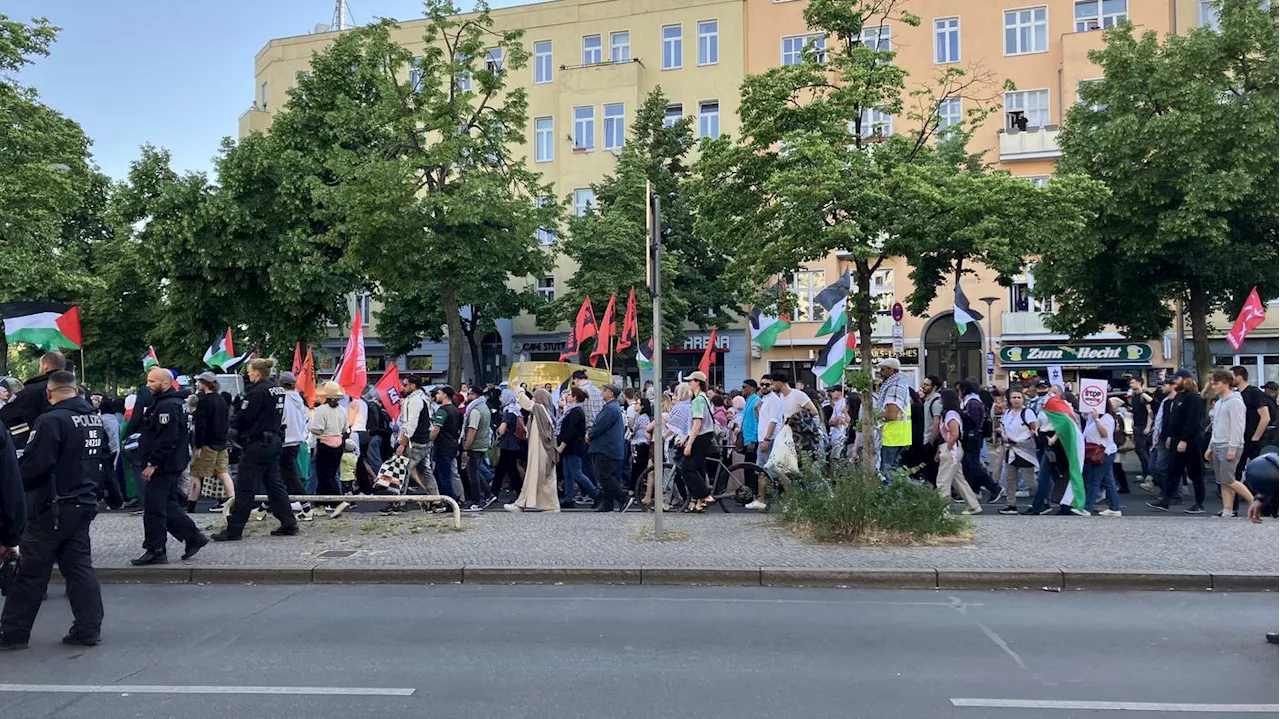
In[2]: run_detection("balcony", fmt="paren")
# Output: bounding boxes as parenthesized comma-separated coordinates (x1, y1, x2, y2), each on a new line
(1001, 311, 1054, 336)
(559, 58, 642, 94)
(238, 106, 272, 137)
(998, 126, 1062, 162)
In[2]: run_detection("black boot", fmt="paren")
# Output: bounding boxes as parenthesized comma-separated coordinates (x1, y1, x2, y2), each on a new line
(182, 534, 210, 560)
(62, 627, 101, 647)
(130, 549, 168, 566)
(210, 530, 242, 542)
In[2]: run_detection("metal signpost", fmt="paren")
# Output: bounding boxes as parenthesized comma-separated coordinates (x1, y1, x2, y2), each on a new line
(646, 182, 664, 537)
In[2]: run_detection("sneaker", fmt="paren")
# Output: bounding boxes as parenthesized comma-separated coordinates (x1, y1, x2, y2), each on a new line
(1213, 510, 1238, 518)
(1098, 509, 1123, 517)
(960, 506, 983, 515)
(297, 508, 315, 522)
(462, 504, 485, 513)
(330, 501, 351, 518)
(987, 488, 1006, 504)
(1184, 504, 1205, 515)
(1069, 508, 1091, 517)
(208, 501, 228, 513)
(1138, 481, 1157, 493)
(1020, 507, 1041, 515)
(483, 495, 498, 509)
(1014, 490, 1030, 498)
(379, 505, 403, 516)
(998, 505, 1019, 515)
(1039, 505, 1057, 515)
(504, 503, 522, 513)
(1146, 500, 1170, 512)
(745, 500, 768, 511)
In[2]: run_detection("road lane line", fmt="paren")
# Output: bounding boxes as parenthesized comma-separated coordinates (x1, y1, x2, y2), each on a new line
(952, 698, 1278, 713)
(0, 684, 415, 697)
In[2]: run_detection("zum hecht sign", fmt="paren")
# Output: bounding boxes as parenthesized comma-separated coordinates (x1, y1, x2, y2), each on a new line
(998, 343, 1152, 366)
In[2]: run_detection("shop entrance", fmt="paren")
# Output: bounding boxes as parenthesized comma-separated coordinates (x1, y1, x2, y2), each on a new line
(923, 312, 983, 386)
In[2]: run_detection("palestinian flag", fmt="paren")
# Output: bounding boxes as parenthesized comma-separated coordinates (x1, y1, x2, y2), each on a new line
(203, 329, 236, 369)
(954, 284, 983, 335)
(1043, 396, 1086, 512)
(748, 308, 790, 351)
(141, 346, 159, 371)
(636, 337, 655, 370)
(814, 330, 854, 386)
(0, 302, 82, 351)
(814, 271, 851, 337)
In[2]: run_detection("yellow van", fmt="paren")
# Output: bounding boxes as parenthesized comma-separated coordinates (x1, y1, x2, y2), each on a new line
(507, 361, 610, 390)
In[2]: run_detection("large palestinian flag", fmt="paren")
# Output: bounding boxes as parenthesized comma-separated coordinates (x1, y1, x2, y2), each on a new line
(0, 303, 82, 351)
(636, 337, 655, 370)
(1043, 395, 1086, 512)
(748, 308, 790, 351)
(203, 328, 235, 369)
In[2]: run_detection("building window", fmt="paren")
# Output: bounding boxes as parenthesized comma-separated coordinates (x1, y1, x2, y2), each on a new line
(535, 197, 555, 245)
(698, 20, 719, 65)
(603, 103, 625, 150)
(583, 34, 603, 65)
(260, 81, 268, 110)
(860, 108, 893, 137)
(791, 270, 828, 323)
(573, 188, 596, 217)
(1010, 270, 1053, 313)
(409, 58, 424, 91)
(782, 34, 825, 65)
(485, 47, 504, 74)
(859, 24, 891, 51)
(869, 269, 895, 314)
(1074, 0, 1127, 31)
(662, 25, 683, 69)
(698, 100, 720, 139)
(664, 103, 683, 128)
(534, 40, 553, 83)
(1076, 79, 1107, 111)
(572, 106, 595, 151)
(1199, 0, 1221, 29)
(1005, 89, 1050, 129)
(358, 292, 372, 325)
(611, 31, 630, 62)
(1004, 6, 1048, 55)
(534, 117, 553, 162)
(934, 17, 960, 63)
(537, 276, 555, 302)
(937, 97, 962, 136)
(455, 53, 471, 91)
(1023, 175, 1050, 187)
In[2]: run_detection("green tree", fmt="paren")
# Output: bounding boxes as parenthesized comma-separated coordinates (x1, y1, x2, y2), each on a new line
(269, 1, 556, 386)
(1034, 0, 1279, 379)
(538, 88, 736, 364)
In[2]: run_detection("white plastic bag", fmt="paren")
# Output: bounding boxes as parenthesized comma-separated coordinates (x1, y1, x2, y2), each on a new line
(765, 425, 799, 476)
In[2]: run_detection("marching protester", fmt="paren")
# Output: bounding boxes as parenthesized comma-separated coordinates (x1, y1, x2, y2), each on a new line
(396, 374, 437, 496)
(278, 372, 313, 521)
(461, 385, 496, 512)
(429, 386, 463, 505)
(874, 358, 912, 479)
(309, 382, 349, 513)
(0, 371, 105, 650)
(1206, 370, 1255, 517)
(132, 368, 208, 566)
(1232, 366, 1272, 482)
(1126, 376, 1154, 483)
(506, 387, 559, 512)
(1082, 397, 1123, 517)
(918, 375, 943, 487)
(190, 372, 233, 514)
(957, 380, 1002, 502)
(491, 389, 525, 500)
(588, 383, 628, 512)
(680, 372, 717, 513)
(996, 388, 1039, 515)
(936, 389, 982, 515)
(1149, 370, 1206, 513)
(557, 387, 598, 509)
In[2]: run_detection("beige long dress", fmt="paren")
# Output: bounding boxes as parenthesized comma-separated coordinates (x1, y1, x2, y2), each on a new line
(511, 389, 560, 512)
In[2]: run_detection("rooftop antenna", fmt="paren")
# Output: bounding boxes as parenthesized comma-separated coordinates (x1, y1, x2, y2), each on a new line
(332, 0, 352, 31)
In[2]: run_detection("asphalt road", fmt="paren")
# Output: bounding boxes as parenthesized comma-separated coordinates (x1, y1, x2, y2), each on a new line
(0, 585, 1275, 719)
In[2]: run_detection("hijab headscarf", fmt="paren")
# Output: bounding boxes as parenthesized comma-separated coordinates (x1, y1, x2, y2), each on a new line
(500, 389, 518, 416)
(531, 387, 557, 459)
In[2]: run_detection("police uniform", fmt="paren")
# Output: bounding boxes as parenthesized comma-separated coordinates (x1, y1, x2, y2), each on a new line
(0, 396, 104, 647)
(221, 377, 296, 537)
(136, 388, 204, 561)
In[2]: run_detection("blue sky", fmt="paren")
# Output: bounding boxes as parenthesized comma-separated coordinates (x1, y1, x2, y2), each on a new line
(11, 0, 527, 181)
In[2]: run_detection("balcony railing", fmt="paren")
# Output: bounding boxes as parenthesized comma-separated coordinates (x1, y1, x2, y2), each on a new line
(998, 125, 1062, 161)
(1001, 311, 1053, 336)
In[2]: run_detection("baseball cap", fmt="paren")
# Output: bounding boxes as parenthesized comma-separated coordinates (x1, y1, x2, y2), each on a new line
(196, 371, 218, 385)
(278, 371, 297, 386)
(1034, 378, 1050, 388)
(742, 379, 758, 389)
(1172, 369, 1194, 379)
(876, 357, 901, 371)
(686, 371, 708, 383)
(1265, 381, 1278, 391)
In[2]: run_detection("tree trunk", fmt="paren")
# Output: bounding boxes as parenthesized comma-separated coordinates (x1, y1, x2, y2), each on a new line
(461, 318, 484, 387)
(442, 286, 465, 388)
(1188, 282, 1212, 383)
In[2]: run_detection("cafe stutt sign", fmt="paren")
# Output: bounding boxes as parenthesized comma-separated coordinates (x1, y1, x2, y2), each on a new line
(998, 343, 1153, 366)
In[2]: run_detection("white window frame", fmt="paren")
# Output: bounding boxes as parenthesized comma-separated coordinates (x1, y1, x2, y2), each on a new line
(1005, 89, 1050, 129)
(697, 20, 719, 66)
(485, 47, 504, 74)
(409, 57, 424, 91)
(603, 103, 625, 151)
(1010, 275, 1053, 313)
(663, 103, 683, 129)
(536, 276, 556, 300)
(662, 24, 683, 70)
(1199, 0, 1221, 29)
(937, 97, 962, 135)
(534, 117, 554, 162)
(534, 40, 553, 84)
(860, 108, 893, 138)
(698, 100, 720, 139)
(535, 198, 555, 245)
(1022, 175, 1051, 187)
(791, 270, 828, 323)
(781, 34, 826, 66)
(455, 53, 471, 91)
(1076, 78, 1107, 111)
(859, 24, 891, 51)
(610, 31, 630, 62)
(1074, 0, 1128, 32)
(582, 34, 603, 65)
(573, 188, 596, 217)
(572, 106, 595, 151)
(934, 17, 960, 64)
(260, 81, 268, 110)
(1003, 6, 1049, 56)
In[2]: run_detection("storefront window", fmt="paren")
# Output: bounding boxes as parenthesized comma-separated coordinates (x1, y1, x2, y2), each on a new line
(769, 360, 817, 390)
(1264, 355, 1279, 386)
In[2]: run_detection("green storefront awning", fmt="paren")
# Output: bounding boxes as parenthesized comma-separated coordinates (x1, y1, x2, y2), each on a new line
(999, 343, 1153, 367)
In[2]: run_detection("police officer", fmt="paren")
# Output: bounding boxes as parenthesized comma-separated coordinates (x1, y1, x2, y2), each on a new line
(0, 414, 23, 589)
(0, 371, 105, 650)
(1243, 451, 1278, 645)
(213, 358, 298, 540)
(0, 351, 67, 452)
(132, 368, 208, 566)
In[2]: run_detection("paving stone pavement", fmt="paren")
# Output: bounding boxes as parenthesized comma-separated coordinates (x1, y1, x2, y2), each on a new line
(83, 510, 1279, 574)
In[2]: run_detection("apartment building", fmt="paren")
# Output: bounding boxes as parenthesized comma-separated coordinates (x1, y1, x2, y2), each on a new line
(239, 0, 747, 382)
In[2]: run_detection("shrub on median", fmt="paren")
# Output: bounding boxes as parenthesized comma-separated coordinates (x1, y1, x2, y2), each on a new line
(777, 457, 970, 545)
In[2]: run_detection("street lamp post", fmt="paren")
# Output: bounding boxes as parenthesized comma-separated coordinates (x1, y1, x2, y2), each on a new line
(980, 296, 998, 386)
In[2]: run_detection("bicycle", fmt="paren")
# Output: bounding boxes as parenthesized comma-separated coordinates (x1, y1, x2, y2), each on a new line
(632, 444, 773, 513)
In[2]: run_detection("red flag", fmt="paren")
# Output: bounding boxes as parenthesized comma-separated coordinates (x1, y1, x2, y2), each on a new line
(591, 293, 617, 365)
(297, 347, 316, 407)
(616, 287, 638, 351)
(292, 342, 302, 374)
(336, 304, 367, 398)
(55, 306, 82, 349)
(559, 296, 598, 362)
(698, 328, 718, 378)
(1226, 287, 1268, 351)
(375, 365, 402, 422)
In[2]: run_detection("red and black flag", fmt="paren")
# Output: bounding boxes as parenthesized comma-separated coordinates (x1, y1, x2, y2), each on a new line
(559, 296, 598, 362)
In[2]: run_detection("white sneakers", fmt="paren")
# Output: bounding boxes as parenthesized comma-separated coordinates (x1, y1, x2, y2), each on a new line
(745, 500, 768, 511)
(961, 506, 983, 515)
(1097, 509, 1123, 517)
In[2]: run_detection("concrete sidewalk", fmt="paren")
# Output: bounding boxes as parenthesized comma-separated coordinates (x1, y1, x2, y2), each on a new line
(73, 510, 1280, 591)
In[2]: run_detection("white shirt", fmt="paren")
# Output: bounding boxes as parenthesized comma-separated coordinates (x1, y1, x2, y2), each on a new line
(1001, 407, 1037, 445)
(1084, 413, 1117, 455)
(400, 389, 427, 441)
(760, 389, 812, 441)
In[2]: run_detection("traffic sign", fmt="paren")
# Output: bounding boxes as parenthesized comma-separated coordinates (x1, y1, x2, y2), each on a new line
(892, 336, 904, 354)
(986, 351, 995, 376)
(891, 302, 904, 322)
(891, 323, 903, 338)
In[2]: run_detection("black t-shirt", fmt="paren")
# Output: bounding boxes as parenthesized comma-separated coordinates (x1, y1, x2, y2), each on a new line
(1128, 391, 1150, 430)
(432, 403, 463, 458)
(1240, 385, 1266, 441)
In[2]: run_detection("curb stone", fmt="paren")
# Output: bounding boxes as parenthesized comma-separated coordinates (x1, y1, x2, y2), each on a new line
(189, 566, 316, 585)
(936, 569, 1064, 590)
(1209, 572, 1278, 592)
(1062, 570, 1212, 591)
(312, 566, 463, 584)
(641, 567, 762, 586)
(464, 566, 641, 585)
(760, 568, 937, 589)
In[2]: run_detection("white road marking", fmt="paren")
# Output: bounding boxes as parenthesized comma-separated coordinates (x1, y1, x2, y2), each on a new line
(952, 698, 1279, 713)
(0, 684, 415, 697)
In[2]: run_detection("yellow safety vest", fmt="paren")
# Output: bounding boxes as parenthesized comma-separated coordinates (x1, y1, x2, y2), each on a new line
(881, 385, 912, 447)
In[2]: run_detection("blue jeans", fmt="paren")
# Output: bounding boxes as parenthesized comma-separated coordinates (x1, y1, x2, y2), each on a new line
(880, 445, 905, 481)
(1031, 448, 1056, 509)
(1084, 451, 1120, 512)
(433, 451, 459, 500)
(561, 454, 598, 502)
(366, 435, 384, 475)
(1150, 444, 1178, 499)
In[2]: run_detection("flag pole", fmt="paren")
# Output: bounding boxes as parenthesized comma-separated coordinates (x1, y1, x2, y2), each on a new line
(79, 347, 86, 387)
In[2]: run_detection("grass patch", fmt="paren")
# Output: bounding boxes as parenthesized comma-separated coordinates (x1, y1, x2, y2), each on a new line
(778, 457, 970, 545)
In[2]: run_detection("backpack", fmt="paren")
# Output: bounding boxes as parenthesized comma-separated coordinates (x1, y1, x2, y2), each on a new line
(960, 397, 985, 450)
(513, 413, 528, 442)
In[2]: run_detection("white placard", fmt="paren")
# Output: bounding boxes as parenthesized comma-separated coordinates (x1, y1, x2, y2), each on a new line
(1078, 378, 1108, 416)
(1047, 365, 1064, 389)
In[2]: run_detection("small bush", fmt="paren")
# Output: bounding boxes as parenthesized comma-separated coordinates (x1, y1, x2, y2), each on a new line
(777, 457, 970, 544)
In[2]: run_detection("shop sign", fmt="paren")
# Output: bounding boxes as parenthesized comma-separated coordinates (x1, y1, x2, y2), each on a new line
(516, 341, 566, 354)
(683, 334, 730, 350)
(868, 346, 919, 362)
(998, 343, 1152, 366)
